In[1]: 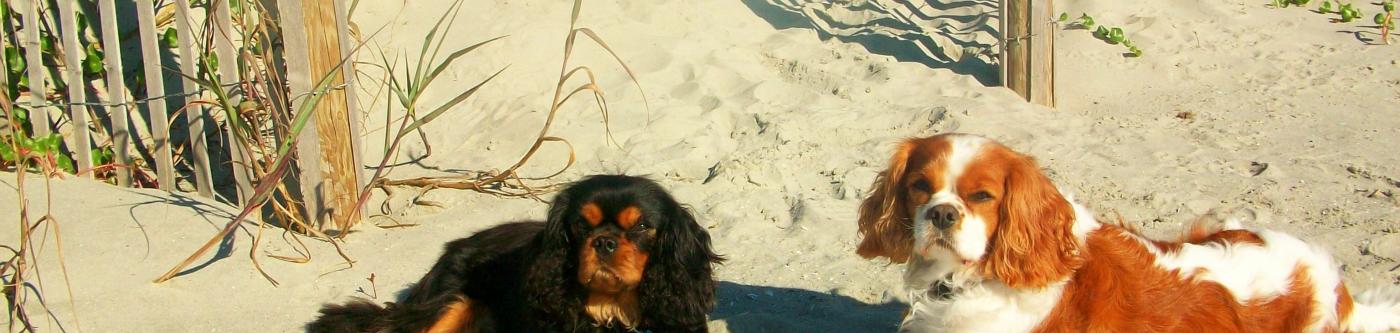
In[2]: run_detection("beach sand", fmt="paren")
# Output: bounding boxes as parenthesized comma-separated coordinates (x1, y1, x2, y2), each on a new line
(3, 0, 1398, 331)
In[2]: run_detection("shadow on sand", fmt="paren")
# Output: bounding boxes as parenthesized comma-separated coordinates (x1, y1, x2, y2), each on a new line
(711, 281, 905, 332)
(740, 0, 1002, 86)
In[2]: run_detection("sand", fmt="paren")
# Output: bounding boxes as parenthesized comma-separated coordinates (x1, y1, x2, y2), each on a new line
(3, 0, 1399, 331)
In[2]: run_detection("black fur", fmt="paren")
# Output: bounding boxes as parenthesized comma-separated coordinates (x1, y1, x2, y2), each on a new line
(307, 175, 723, 332)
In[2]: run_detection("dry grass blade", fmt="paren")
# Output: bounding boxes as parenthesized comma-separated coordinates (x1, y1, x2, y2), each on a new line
(153, 21, 389, 284)
(2, 90, 83, 331)
(370, 0, 648, 208)
(421, 36, 509, 92)
(557, 66, 616, 144)
(572, 28, 649, 113)
(402, 66, 508, 135)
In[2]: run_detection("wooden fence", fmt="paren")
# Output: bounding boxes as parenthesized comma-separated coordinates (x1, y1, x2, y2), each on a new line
(1000, 0, 1055, 107)
(3, 0, 363, 229)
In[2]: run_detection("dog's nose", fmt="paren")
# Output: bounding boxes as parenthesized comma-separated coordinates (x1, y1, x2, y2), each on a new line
(926, 204, 960, 230)
(593, 237, 618, 256)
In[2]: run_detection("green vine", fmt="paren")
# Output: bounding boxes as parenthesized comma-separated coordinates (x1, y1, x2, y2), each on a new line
(1058, 12, 1143, 57)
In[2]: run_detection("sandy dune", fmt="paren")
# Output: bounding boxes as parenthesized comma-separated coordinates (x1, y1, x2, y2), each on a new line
(3, 0, 1399, 331)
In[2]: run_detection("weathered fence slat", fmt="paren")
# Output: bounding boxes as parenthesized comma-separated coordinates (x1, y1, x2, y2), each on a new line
(213, 0, 255, 205)
(279, 0, 326, 227)
(135, 0, 176, 189)
(21, 0, 50, 136)
(0, 10, 7, 96)
(97, 0, 133, 187)
(56, 0, 93, 176)
(174, 0, 214, 197)
(334, 0, 368, 223)
(1000, 0, 1055, 107)
(281, 0, 363, 229)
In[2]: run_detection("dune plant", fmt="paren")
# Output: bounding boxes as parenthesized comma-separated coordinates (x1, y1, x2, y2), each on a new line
(1058, 12, 1143, 57)
(152, 0, 389, 284)
(1377, 0, 1396, 44)
(2, 93, 81, 333)
(344, 0, 509, 229)
(1337, 2, 1364, 22)
(369, 0, 647, 207)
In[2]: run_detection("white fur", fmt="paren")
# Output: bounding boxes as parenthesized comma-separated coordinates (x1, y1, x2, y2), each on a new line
(899, 280, 1066, 333)
(892, 135, 1400, 332)
(1116, 222, 1348, 331)
(912, 135, 989, 262)
(900, 196, 1101, 332)
(1348, 286, 1400, 332)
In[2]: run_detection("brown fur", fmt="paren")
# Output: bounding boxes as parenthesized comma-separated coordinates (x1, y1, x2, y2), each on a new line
(1033, 226, 1323, 333)
(578, 233, 650, 294)
(1336, 284, 1355, 332)
(617, 206, 642, 229)
(973, 144, 1083, 289)
(424, 297, 478, 333)
(586, 291, 641, 328)
(582, 202, 603, 226)
(851, 137, 952, 263)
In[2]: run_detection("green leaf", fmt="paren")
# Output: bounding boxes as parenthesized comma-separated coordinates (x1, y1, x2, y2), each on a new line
(38, 134, 62, 153)
(1079, 14, 1096, 29)
(163, 28, 179, 49)
(12, 107, 27, 124)
(1059, 12, 1069, 22)
(1378, 12, 1390, 24)
(1109, 28, 1126, 43)
(18, 136, 36, 151)
(77, 13, 88, 34)
(0, 0, 9, 20)
(92, 147, 112, 165)
(57, 154, 75, 173)
(1320, 1, 1333, 13)
(0, 144, 15, 162)
(5, 46, 25, 74)
(41, 36, 55, 54)
(1385, 0, 1395, 12)
(420, 35, 507, 93)
(83, 54, 103, 75)
(1296, 0, 1311, 5)
(1094, 26, 1110, 39)
(401, 66, 508, 135)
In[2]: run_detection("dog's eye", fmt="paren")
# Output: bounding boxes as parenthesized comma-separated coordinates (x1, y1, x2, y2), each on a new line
(910, 179, 932, 193)
(968, 191, 994, 202)
(632, 223, 652, 233)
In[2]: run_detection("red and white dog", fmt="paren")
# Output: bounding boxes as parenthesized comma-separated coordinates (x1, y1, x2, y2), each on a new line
(856, 133, 1400, 333)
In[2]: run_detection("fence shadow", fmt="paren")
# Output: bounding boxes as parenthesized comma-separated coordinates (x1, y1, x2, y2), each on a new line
(740, 0, 1001, 86)
(712, 281, 905, 332)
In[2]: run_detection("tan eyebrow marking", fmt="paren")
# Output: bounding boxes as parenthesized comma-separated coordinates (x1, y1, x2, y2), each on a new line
(617, 206, 642, 229)
(582, 202, 603, 226)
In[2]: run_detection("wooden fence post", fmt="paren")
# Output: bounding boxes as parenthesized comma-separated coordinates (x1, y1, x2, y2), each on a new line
(212, 0, 256, 204)
(56, 0, 94, 176)
(136, 0, 176, 189)
(174, 0, 215, 197)
(21, 0, 50, 136)
(1001, 0, 1055, 107)
(277, 0, 363, 230)
(97, 0, 134, 187)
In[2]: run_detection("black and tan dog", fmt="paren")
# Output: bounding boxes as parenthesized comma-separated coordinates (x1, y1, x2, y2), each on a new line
(308, 175, 723, 332)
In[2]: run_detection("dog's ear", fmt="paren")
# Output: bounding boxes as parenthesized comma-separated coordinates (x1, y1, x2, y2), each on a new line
(638, 192, 722, 330)
(522, 182, 583, 318)
(856, 140, 917, 263)
(981, 154, 1080, 289)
